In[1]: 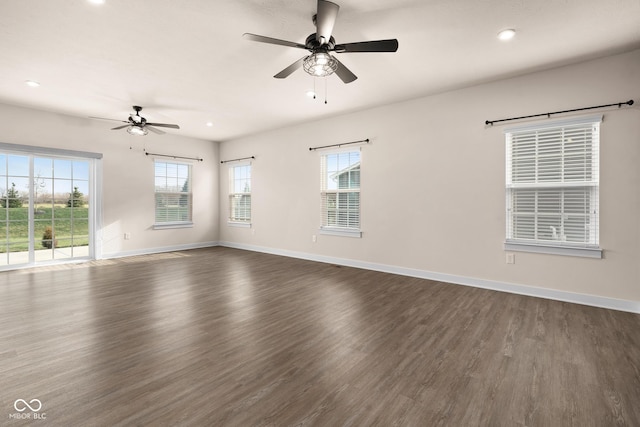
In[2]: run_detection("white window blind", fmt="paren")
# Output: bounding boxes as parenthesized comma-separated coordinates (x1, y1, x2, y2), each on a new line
(154, 161, 192, 225)
(320, 150, 360, 232)
(228, 163, 251, 224)
(505, 116, 600, 251)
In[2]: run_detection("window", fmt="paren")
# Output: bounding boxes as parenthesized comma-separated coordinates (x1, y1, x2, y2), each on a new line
(154, 161, 192, 228)
(320, 150, 361, 237)
(228, 163, 251, 225)
(505, 115, 601, 258)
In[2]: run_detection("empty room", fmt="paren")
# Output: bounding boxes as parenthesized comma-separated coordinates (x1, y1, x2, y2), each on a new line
(1, 0, 639, 425)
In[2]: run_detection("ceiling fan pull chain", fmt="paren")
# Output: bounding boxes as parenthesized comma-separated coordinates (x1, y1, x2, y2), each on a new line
(324, 78, 328, 105)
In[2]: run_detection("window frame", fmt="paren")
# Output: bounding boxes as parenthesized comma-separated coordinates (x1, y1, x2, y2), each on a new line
(0, 142, 101, 267)
(319, 149, 362, 238)
(153, 159, 193, 230)
(227, 161, 251, 227)
(504, 115, 602, 258)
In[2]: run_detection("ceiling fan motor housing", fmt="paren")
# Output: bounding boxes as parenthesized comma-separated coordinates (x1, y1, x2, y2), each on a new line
(305, 34, 335, 51)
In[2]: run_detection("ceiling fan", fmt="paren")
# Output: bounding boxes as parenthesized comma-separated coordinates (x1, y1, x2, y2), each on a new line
(243, 0, 398, 83)
(90, 106, 180, 136)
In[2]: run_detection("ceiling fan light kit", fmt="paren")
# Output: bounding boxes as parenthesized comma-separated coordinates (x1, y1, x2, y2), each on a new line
(127, 126, 148, 136)
(303, 52, 338, 77)
(243, 0, 398, 84)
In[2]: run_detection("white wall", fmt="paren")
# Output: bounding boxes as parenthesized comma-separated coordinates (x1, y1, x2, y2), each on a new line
(219, 49, 640, 309)
(0, 103, 220, 258)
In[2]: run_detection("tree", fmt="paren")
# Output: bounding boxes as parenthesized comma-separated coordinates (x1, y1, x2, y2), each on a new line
(179, 179, 190, 207)
(32, 172, 47, 213)
(67, 186, 84, 207)
(1, 182, 23, 208)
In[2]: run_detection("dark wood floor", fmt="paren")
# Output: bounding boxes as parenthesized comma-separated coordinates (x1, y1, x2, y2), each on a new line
(1, 247, 639, 426)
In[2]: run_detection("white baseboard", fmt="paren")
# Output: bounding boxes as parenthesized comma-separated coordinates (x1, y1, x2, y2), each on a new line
(219, 241, 640, 314)
(101, 241, 219, 260)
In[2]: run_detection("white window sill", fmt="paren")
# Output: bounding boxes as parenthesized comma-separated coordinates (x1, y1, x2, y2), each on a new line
(319, 227, 362, 238)
(153, 222, 194, 230)
(504, 241, 602, 259)
(228, 221, 251, 228)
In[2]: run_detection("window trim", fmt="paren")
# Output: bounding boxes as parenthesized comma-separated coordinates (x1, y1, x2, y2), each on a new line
(152, 221, 194, 230)
(504, 241, 602, 258)
(227, 161, 252, 227)
(504, 115, 602, 258)
(227, 221, 251, 228)
(319, 227, 362, 238)
(319, 148, 362, 238)
(153, 159, 193, 229)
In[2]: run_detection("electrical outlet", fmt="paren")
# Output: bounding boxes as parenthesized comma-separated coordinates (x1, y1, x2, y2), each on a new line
(312, 235, 317, 243)
(506, 253, 515, 264)
(124, 232, 131, 240)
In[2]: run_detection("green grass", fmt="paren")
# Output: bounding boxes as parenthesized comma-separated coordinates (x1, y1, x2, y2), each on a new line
(0, 206, 89, 253)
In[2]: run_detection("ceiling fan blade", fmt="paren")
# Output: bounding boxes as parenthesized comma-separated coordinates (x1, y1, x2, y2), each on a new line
(333, 57, 357, 84)
(146, 123, 180, 129)
(243, 33, 307, 49)
(333, 39, 399, 53)
(146, 126, 165, 135)
(274, 56, 306, 79)
(89, 116, 129, 123)
(111, 125, 130, 130)
(315, 0, 339, 44)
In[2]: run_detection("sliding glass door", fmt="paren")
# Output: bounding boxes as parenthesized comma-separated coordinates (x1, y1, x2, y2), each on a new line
(1, 154, 29, 264)
(0, 150, 96, 268)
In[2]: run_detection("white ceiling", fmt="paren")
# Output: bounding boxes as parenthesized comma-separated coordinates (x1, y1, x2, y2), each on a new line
(1, 0, 639, 142)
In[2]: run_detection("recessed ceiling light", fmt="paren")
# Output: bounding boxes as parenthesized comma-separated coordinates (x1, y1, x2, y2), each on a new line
(88, 0, 105, 4)
(25, 80, 40, 87)
(497, 29, 516, 41)
(206, 122, 214, 127)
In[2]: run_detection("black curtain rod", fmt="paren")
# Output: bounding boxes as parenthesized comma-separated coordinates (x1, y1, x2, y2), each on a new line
(309, 138, 370, 151)
(220, 156, 255, 164)
(145, 152, 203, 162)
(485, 99, 634, 126)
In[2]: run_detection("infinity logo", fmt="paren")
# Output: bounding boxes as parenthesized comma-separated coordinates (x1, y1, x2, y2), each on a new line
(14, 399, 42, 412)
